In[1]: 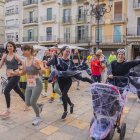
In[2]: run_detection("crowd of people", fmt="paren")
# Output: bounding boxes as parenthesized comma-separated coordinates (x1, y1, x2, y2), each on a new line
(0, 41, 140, 126)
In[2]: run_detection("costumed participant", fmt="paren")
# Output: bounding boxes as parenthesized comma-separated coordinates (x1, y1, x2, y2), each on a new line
(47, 46, 93, 119)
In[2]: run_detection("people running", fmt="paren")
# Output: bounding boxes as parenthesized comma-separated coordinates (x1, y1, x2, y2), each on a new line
(108, 49, 140, 86)
(47, 46, 93, 119)
(96, 49, 107, 83)
(0, 41, 25, 118)
(70, 49, 82, 90)
(108, 51, 117, 64)
(16, 45, 45, 125)
(42, 49, 51, 97)
(90, 54, 103, 83)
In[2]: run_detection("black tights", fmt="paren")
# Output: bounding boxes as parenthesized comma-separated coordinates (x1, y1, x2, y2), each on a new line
(58, 77, 72, 112)
(4, 76, 25, 108)
(74, 74, 93, 84)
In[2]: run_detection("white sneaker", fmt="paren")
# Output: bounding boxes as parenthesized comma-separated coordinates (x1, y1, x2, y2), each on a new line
(32, 117, 42, 126)
(136, 98, 140, 103)
(41, 93, 47, 97)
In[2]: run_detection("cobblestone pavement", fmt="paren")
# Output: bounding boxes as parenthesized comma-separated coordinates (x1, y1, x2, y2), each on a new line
(0, 79, 140, 140)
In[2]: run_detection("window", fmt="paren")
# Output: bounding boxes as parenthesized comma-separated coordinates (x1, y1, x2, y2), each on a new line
(64, 27, 70, 43)
(29, 0, 33, 4)
(113, 25, 122, 43)
(96, 26, 102, 43)
(63, 9, 71, 23)
(28, 29, 33, 41)
(16, 32, 18, 42)
(77, 26, 88, 43)
(137, 17, 140, 35)
(15, 5, 19, 14)
(77, 6, 84, 21)
(6, 33, 14, 41)
(47, 8, 52, 20)
(46, 27, 52, 41)
(29, 11, 33, 22)
(114, 1, 122, 21)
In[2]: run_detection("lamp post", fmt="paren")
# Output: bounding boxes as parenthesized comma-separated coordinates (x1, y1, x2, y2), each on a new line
(84, 0, 113, 52)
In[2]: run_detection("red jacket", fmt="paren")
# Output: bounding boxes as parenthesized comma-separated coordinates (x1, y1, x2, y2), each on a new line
(90, 60, 102, 76)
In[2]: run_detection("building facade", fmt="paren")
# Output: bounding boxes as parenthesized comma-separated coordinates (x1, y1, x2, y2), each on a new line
(90, 0, 127, 55)
(127, 0, 140, 60)
(22, 0, 59, 46)
(0, 0, 5, 46)
(12, 0, 128, 54)
(21, 0, 91, 47)
(4, 0, 21, 45)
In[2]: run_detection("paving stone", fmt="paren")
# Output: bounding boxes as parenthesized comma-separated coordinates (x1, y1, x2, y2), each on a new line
(46, 131, 73, 140)
(40, 125, 59, 135)
(68, 119, 89, 129)
(0, 125, 35, 140)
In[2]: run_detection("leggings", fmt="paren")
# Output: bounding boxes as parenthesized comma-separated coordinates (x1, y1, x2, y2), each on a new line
(4, 76, 25, 108)
(44, 79, 48, 93)
(74, 74, 93, 84)
(25, 78, 43, 117)
(58, 77, 72, 112)
(92, 75, 101, 83)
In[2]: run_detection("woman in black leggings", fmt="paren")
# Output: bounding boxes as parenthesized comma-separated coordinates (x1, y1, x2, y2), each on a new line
(47, 46, 93, 119)
(0, 41, 25, 118)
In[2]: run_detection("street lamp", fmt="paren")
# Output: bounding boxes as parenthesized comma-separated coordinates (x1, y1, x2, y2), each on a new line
(84, 0, 113, 51)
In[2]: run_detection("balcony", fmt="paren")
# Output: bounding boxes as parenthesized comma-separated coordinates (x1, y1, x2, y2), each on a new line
(76, 15, 87, 23)
(76, 0, 84, 3)
(40, 0, 56, 4)
(62, 0, 72, 6)
(40, 15, 56, 24)
(5, 24, 19, 29)
(62, 16, 71, 25)
(127, 27, 140, 43)
(133, 0, 140, 10)
(40, 36, 57, 42)
(5, 11, 19, 16)
(23, 36, 38, 42)
(5, 0, 17, 3)
(23, 0, 38, 8)
(60, 37, 91, 44)
(59, 35, 126, 45)
(110, 14, 127, 24)
(92, 18, 105, 25)
(23, 17, 38, 26)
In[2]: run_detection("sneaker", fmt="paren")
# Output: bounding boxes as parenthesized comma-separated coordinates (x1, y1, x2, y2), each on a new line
(32, 117, 42, 126)
(70, 104, 74, 114)
(48, 97, 54, 103)
(0, 111, 10, 119)
(76, 87, 80, 90)
(58, 97, 63, 104)
(61, 111, 68, 119)
(38, 103, 44, 113)
(137, 98, 140, 103)
(41, 93, 47, 97)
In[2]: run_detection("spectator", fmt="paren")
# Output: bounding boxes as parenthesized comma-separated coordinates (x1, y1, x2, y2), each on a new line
(108, 51, 117, 64)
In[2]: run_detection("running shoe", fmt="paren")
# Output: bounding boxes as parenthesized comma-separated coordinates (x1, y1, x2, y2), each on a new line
(61, 111, 68, 119)
(32, 117, 42, 126)
(48, 97, 55, 103)
(136, 98, 140, 103)
(0, 111, 10, 119)
(41, 92, 47, 97)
